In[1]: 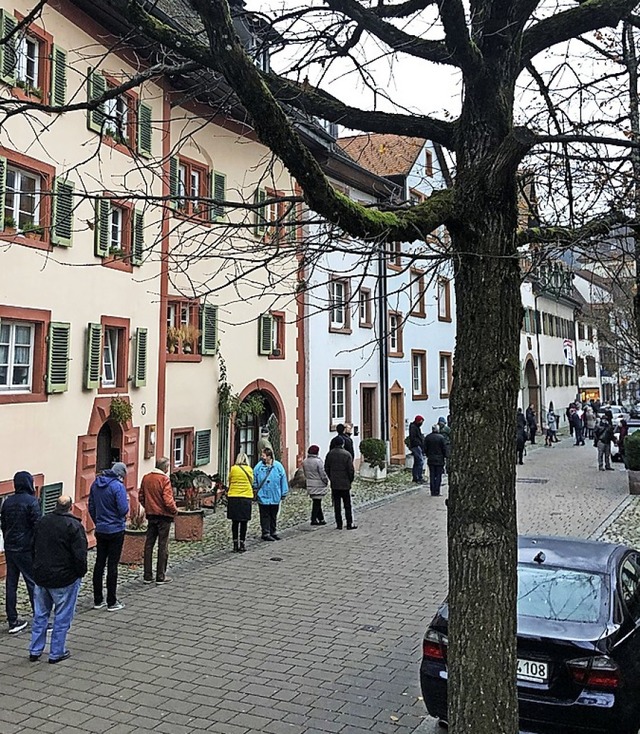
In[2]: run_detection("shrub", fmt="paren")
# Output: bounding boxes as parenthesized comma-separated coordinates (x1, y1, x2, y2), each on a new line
(625, 432, 640, 471)
(359, 438, 387, 470)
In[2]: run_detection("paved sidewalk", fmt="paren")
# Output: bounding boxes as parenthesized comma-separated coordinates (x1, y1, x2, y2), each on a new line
(0, 435, 630, 734)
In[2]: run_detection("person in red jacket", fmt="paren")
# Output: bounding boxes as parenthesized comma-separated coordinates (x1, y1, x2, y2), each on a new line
(138, 457, 177, 584)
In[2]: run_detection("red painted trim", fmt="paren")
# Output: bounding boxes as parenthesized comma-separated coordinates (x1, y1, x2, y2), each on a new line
(0, 304, 50, 404)
(98, 315, 130, 393)
(295, 244, 306, 464)
(13, 12, 53, 105)
(155, 92, 171, 459)
(170, 426, 194, 472)
(237, 379, 288, 467)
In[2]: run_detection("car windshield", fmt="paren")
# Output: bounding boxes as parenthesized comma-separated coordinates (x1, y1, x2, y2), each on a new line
(517, 564, 606, 623)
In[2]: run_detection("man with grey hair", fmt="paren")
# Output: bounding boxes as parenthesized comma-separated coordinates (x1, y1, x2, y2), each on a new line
(28, 496, 87, 663)
(139, 457, 177, 584)
(423, 424, 447, 497)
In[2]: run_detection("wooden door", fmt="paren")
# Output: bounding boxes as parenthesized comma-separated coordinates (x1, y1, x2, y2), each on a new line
(389, 381, 405, 459)
(361, 385, 376, 439)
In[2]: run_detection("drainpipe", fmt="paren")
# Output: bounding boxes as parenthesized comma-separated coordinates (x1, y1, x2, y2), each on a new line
(535, 291, 545, 422)
(378, 243, 389, 447)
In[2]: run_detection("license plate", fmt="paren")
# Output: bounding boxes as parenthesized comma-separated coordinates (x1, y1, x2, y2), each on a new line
(517, 658, 549, 683)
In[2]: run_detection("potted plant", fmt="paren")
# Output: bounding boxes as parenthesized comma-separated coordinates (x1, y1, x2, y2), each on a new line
(120, 504, 147, 565)
(359, 437, 387, 482)
(181, 324, 201, 354)
(625, 432, 640, 494)
(171, 470, 209, 541)
(3, 215, 16, 235)
(21, 221, 44, 240)
(167, 326, 181, 353)
(109, 396, 132, 424)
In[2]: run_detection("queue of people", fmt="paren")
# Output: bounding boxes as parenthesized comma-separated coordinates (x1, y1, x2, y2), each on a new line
(407, 415, 450, 496)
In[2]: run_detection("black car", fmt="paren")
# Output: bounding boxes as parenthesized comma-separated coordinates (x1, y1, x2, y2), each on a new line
(420, 536, 640, 734)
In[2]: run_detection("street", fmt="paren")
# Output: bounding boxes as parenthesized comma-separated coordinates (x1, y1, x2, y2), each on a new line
(0, 436, 630, 734)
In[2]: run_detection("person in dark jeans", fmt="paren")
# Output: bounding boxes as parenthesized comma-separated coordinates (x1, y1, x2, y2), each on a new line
(88, 462, 129, 611)
(139, 457, 177, 583)
(324, 436, 357, 529)
(526, 405, 537, 444)
(407, 415, 425, 483)
(0, 471, 41, 633)
(253, 447, 289, 541)
(424, 424, 447, 496)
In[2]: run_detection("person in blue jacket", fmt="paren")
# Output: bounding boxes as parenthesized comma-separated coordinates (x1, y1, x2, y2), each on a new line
(252, 447, 288, 541)
(0, 471, 41, 633)
(88, 462, 129, 611)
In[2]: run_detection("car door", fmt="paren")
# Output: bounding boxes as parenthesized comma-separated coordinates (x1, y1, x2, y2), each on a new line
(613, 553, 640, 723)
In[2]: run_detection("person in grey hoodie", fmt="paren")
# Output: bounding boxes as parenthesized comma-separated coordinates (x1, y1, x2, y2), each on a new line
(0, 471, 41, 633)
(302, 445, 329, 525)
(88, 462, 129, 612)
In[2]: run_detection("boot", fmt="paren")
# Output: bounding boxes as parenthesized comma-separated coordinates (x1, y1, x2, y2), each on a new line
(233, 540, 240, 553)
(238, 540, 246, 553)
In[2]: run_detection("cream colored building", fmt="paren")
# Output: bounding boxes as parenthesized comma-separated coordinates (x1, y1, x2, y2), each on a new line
(0, 0, 300, 570)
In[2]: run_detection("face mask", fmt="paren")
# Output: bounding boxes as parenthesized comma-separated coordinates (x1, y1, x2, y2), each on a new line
(262, 458, 268, 464)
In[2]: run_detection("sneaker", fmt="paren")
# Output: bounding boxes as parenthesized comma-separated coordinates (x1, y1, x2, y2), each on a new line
(156, 578, 172, 584)
(261, 535, 275, 541)
(49, 651, 71, 664)
(143, 579, 154, 584)
(8, 619, 28, 634)
(93, 601, 107, 610)
(346, 525, 358, 530)
(28, 654, 41, 662)
(270, 534, 281, 541)
(107, 601, 125, 612)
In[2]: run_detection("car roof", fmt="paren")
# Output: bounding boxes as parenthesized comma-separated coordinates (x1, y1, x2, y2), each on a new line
(518, 535, 631, 574)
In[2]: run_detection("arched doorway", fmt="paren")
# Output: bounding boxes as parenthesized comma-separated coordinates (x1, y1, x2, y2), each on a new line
(523, 358, 539, 416)
(96, 420, 123, 473)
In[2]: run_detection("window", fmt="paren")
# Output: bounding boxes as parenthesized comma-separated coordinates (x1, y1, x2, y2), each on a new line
(109, 205, 126, 252)
(5, 165, 40, 231)
(358, 288, 372, 328)
(270, 312, 285, 359)
(167, 298, 200, 359)
(411, 350, 427, 399)
(577, 356, 585, 376)
(388, 312, 403, 357)
(620, 555, 640, 621)
(93, 198, 143, 269)
(587, 325, 594, 341)
(586, 356, 597, 377)
(16, 36, 40, 89)
(103, 86, 130, 142)
(388, 241, 402, 268)
(175, 157, 209, 218)
(437, 278, 452, 321)
(0, 321, 34, 391)
(410, 270, 426, 317)
(86, 317, 129, 393)
(330, 371, 351, 428)
(102, 327, 119, 388)
(171, 428, 194, 471)
(253, 187, 297, 241)
(439, 352, 452, 397)
(329, 278, 350, 332)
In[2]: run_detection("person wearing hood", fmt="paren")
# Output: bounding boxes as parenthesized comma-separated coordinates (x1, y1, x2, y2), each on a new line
(88, 462, 129, 612)
(324, 436, 357, 529)
(0, 471, 41, 633)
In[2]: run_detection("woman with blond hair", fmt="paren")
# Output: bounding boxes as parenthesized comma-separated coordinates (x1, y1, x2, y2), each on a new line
(227, 453, 254, 553)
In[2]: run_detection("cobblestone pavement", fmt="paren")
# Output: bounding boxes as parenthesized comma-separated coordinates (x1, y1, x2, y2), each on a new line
(0, 434, 631, 734)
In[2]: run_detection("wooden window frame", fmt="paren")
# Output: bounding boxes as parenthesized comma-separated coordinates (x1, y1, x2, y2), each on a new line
(388, 311, 404, 358)
(0, 305, 50, 404)
(410, 269, 426, 318)
(586, 356, 597, 378)
(170, 426, 194, 472)
(0, 146, 54, 250)
(329, 369, 351, 431)
(387, 241, 402, 271)
(11, 15, 53, 104)
(411, 349, 428, 400)
(437, 277, 452, 322)
(329, 277, 351, 334)
(166, 297, 202, 363)
(101, 195, 134, 273)
(100, 74, 138, 157)
(268, 310, 286, 360)
(358, 287, 373, 328)
(439, 351, 453, 398)
(98, 315, 129, 394)
(175, 155, 210, 221)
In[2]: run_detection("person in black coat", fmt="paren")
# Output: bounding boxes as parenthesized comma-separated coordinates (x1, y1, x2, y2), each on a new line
(423, 424, 447, 496)
(408, 415, 425, 483)
(335, 424, 355, 459)
(570, 408, 585, 446)
(324, 436, 357, 529)
(525, 405, 537, 444)
(28, 496, 88, 664)
(0, 471, 41, 633)
(516, 425, 526, 465)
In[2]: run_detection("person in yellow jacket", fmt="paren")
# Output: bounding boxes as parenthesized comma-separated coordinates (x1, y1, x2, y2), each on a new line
(227, 453, 254, 553)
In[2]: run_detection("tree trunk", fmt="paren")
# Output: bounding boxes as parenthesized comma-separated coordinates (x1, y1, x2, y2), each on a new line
(446, 58, 521, 734)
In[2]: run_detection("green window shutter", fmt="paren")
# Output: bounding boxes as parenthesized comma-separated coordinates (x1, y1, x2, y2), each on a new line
(46, 322, 71, 393)
(0, 12, 17, 86)
(40, 482, 63, 515)
(194, 429, 212, 467)
(0, 156, 6, 231)
(87, 68, 106, 133)
(200, 303, 218, 355)
(169, 156, 179, 209)
(285, 201, 298, 243)
(94, 198, 109, 257)
(254, 188, 267, 235)
(132, 209, 144, 266)
(51, 178, 74, 247)
(50, 46, 67, 106)
(84, 322, 103, 389)
(210, 171, 226, 221)
(134, 327, 148, 387)
(258, 313, 274, 356)
(137, 101, 152, 158)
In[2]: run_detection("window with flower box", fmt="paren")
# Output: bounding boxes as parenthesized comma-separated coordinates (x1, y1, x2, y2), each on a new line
(388, 311, 403, 357)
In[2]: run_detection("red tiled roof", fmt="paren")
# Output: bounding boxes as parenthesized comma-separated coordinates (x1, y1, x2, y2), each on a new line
(337, 134, 426, 178)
